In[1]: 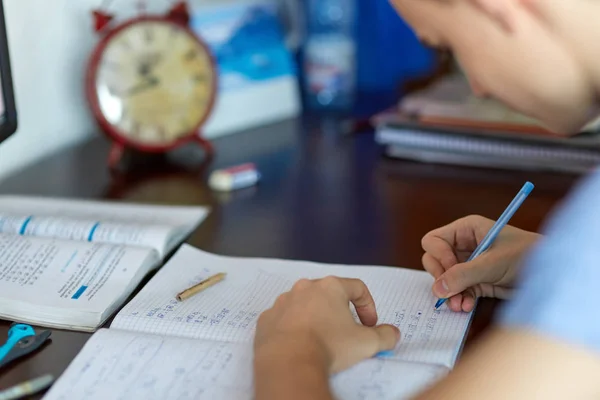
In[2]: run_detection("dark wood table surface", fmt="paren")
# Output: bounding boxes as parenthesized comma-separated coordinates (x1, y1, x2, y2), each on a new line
(0, 117, 581, 397)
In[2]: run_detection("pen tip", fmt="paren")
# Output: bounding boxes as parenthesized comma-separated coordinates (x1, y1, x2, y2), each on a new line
(434, 299, 444, 309)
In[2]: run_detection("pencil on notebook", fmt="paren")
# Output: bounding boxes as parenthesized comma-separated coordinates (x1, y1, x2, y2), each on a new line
(176, 272, 227, 301)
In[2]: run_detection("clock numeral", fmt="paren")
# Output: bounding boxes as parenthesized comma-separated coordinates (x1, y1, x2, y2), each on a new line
(121, 39, 132, 50)
(194, 74, 207, 84)
(144, 28, 154, 43)
(184, 50, 198, 61)
(158, 127, 168, 141)
(132, 122, 141, 137)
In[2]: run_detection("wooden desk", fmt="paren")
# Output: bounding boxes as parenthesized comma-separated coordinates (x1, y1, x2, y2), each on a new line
(0, 117, 580, 396)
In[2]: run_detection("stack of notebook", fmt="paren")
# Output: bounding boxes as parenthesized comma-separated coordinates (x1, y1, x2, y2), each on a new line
(374, 75, 600, 174)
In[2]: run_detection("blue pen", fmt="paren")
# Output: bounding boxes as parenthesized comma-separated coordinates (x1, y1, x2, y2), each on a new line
(434, 181, 535, 309)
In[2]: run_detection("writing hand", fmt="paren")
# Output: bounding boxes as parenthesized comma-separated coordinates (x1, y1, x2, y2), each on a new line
(254, 277, 400, 374)
(421, 215, 541, 312)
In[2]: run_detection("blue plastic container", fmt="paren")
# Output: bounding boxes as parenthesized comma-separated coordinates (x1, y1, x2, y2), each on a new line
(355, 0, 436, 106)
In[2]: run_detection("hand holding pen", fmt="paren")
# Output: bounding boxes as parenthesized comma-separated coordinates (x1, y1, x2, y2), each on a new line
(421, 182, 539, 312)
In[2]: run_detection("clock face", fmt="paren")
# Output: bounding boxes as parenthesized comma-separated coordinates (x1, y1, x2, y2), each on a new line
(92, 20, 216, 148)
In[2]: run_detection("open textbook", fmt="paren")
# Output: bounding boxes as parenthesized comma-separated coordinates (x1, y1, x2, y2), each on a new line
(0, 196, 209, 331)
(45, 245, 474, 400)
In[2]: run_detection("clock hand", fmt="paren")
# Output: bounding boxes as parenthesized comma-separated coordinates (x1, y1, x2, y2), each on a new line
(139, 63, 151, 77)
(126, 76, 159, 96)
(138, 53, 162, 76)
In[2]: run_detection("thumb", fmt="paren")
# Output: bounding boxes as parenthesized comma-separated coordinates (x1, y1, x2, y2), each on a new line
(433, 260, 490, 298)
(373, 324, 401, 353)
(332, 325, 401, 373)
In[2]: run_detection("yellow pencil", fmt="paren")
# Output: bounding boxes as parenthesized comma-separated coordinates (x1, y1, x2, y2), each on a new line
(176, 272, 227, 301)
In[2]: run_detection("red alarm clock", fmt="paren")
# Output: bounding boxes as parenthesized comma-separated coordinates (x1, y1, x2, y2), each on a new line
(87, 1, 218, 170)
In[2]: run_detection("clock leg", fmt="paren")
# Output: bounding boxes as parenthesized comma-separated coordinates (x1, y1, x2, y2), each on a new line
(108, 142, 126, 172)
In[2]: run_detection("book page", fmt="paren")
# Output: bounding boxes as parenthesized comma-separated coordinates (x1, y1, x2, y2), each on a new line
(0, 234, 158, 330)
(332, 359, 448, 400)
(44, 329, 449, 400)
(0, 196, 210, 256)
(0, 213, 176, 257)
(113, 245, 473, 369)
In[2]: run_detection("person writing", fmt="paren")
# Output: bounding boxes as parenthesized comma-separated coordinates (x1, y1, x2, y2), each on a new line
(253, 0, 600, 399)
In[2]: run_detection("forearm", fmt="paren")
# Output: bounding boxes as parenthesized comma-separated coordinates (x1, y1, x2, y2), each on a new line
(254, 335, 333, 400)
(415, 327, 600, 400)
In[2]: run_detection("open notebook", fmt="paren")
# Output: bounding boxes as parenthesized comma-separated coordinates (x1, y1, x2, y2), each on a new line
(0, 196, 209, 331)
(44, 245, 474, 400)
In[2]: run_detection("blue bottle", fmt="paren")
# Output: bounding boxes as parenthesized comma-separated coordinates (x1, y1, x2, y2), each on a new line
(302, 0, 356, 112)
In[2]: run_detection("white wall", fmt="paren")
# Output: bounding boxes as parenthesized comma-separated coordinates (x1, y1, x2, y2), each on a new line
(0, 0, 100, 181)
(0, 0, 245, 182)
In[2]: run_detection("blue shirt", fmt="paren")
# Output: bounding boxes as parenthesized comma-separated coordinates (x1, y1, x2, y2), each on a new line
(500, 169, 600, 352)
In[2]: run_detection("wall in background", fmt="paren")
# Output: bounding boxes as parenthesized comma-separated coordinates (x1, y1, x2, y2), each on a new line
(0, 0, 99, 182)
(0, 0, 242, 183)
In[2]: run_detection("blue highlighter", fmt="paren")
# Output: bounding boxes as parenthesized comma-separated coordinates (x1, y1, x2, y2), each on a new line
(375, 350, 395, 358)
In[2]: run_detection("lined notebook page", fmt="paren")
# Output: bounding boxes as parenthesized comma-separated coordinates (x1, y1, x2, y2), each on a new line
(44, 329, 449, 400)
(43, 329, 254, 400)
(112, 245, 473, 368)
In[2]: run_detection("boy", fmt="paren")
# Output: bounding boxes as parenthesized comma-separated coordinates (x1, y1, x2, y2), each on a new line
(253, 1, 600, 399)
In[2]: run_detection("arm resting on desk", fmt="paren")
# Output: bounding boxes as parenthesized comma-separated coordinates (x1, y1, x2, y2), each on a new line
(417, 327, 600, 399)
(254, 335, 333, 400)
(254, 327, 600, 400)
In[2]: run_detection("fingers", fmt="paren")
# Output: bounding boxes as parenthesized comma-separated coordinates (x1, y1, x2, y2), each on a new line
(332, 324, 401, 373)
(421, 236, 458, 271)
(471, 283, 514, 301)
(462, 291, 477, 312)
(291, 277, 379, 326)
(445, 284, 512, 313)
(422, 216, 495, 272)
(422, 253, 445, 279)
(432, 257, 495, 298)
(325, 277, 378, 327)
(492, 286, 514, 300)
(448, 294, 464, 312)
(424, 216, 489, 250)
(373, 325, 401, 352)
(355, 324, 400, 357)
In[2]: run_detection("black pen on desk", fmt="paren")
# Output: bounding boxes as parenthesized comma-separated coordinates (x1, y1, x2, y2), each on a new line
(434, 182, 535, 309)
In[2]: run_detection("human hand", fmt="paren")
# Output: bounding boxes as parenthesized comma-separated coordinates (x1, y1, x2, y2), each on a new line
(422, 215, 541, 312)
(254, 277, 401, 374)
